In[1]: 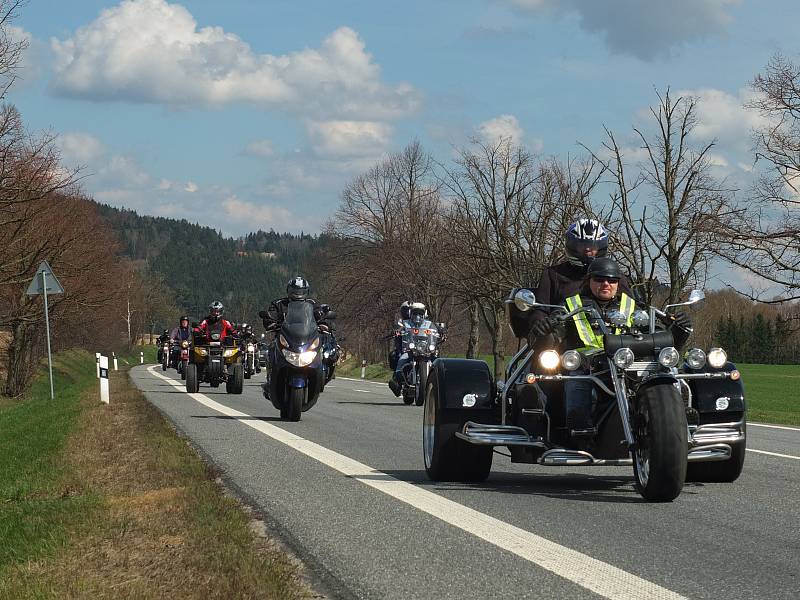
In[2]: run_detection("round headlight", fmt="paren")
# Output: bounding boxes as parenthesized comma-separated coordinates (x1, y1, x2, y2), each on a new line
(181, 341, 189, 348)
(707, 347, 727, 368)
(606, 309, 627, 328)
(631, 310, 650, 329)
(658, 346, 680, 368)
(685, 348, 706, 369)
(561, 350, 582, 371)
(613, 347, 634, 369)
(408, 342, 416, 349)
(429, 344, 436, 352)
(538, 350, 560, 370)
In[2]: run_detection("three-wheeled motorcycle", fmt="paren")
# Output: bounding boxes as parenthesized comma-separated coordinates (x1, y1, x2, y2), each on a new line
(262, 301, 326, 421)
(185, 324, 243, 394)
(422, 288, 746, 502)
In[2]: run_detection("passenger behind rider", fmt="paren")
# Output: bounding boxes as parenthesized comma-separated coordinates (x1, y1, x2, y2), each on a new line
(527, 218, 633, 342)
(534, 258, 692, 439)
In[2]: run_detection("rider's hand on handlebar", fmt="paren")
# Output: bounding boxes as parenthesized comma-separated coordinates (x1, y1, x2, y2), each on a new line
(530, 318, 554, 337)
(670, 311, 693, 331)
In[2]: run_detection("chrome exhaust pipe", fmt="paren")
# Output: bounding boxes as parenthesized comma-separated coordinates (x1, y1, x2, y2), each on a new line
(687, 443, 732, 462)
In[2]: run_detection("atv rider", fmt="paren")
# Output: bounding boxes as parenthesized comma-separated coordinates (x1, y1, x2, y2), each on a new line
(169, 315, 192, 366)
(388, 302, 446, 397)
(524, 219, 633, 342)
(196, 301, 237, 344)
(534, 258, 692, 438)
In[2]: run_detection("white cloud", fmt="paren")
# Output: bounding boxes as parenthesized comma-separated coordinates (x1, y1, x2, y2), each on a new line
(499, 0, 740, 61)
(50, 0, 420, 120)
(58, 132, 151, 187)
(243, 139, 276, 158)
(306, 120, 393, 158)
(477, 114, 524, 145)
(222, 195, 294, 229)
(184, 181, 198, 193)
(677, 88, 767, 151)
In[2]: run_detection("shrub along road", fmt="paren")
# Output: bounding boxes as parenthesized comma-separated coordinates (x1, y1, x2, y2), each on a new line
(133, 366, 800, 600)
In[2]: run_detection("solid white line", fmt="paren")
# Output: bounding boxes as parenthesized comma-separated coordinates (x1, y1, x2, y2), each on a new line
(749, 422, 800, 432)
(337, 376, 387, 386)
(746, 448, 800, 460)
(145, 366, 684, 600)
(353, 389, 371, 394)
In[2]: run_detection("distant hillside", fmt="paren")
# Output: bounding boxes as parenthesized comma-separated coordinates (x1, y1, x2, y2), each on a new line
(96, 203, 329, 326)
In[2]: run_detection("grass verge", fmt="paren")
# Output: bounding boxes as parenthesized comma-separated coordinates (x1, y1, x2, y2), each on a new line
(337, 357, 392, 382)
(0, 351, 312, 599)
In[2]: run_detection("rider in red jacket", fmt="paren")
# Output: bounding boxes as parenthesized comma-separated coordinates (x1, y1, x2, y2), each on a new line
(196, 301, 237, 342)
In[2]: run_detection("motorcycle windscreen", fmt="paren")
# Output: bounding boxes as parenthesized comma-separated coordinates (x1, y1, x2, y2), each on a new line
(282, 301, 317, 346)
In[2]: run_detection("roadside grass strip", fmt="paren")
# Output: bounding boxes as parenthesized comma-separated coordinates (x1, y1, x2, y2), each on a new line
(736, 363, 800, 426)
(149, 366, 687, 600)
(1, 352, 310, 599)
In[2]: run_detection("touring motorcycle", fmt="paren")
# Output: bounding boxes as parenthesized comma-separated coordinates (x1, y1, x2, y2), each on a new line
(398, 323, 445, 406)
(422, 288, 746, 502)
(185, 323, 243, 394)
(261, 301, 328, 421)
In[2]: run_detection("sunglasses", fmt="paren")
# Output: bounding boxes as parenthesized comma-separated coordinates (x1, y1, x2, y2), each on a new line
(591, 276, 619, 284)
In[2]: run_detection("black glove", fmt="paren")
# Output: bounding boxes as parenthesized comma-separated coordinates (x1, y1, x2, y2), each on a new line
(258, 310, 268, 319)
(530, 318, 554, 337)
(671, 311, 693, 331)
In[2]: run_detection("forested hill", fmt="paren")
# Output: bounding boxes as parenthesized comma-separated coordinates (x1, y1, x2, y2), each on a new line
(96, 203, 329, 323)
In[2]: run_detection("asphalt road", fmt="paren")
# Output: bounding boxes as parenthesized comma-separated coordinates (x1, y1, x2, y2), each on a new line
(131, 366, 800, 600)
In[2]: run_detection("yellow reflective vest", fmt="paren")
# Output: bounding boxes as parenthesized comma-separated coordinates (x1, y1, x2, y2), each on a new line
(564, 293, 636, 352)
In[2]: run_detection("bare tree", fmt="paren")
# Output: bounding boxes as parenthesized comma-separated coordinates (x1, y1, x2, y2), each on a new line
(586, 89, 738, 305)
(441, 139, 599, 378)
(712, 54, 800, 301)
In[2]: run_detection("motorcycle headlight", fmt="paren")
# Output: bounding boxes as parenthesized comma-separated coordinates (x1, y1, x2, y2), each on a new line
(685, 348, 706, 369)
(428, 344, 436, 352)
(247, 344, 255, 352)
(282, 348, 317, 367)
(279, 335, 289, 349)
(538, 350, 560, 370)
(631, 310, 650, 329)
(658, 346, 680, 368)
(223, 348, 237, 358)
(197, 348, 208, 357)
(613, 347, 634, 369)
(408, 342, 416, 350)
(561, 350, 582, 371)
(309, 338, 320, 351)
(707, 347, 727, 368)
(181, 341, 189, 348)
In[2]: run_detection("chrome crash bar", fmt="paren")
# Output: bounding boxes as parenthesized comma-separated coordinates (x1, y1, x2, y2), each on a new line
(455, 421, 547, 448)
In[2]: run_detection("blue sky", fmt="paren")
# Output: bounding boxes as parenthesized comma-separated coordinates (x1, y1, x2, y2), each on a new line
(8, 0, 797, 239)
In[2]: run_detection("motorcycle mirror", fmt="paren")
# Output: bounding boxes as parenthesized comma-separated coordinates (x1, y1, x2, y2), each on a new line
(687, 289, 705, 305)
(513, 288, 537, 312)
(325, 310, 337, 320)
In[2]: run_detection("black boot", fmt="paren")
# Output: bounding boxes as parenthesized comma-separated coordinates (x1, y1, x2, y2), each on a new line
(388, 378, 401, 397)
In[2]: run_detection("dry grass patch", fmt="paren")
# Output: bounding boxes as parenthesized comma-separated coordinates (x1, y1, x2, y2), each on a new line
(6, 368, 315, 599)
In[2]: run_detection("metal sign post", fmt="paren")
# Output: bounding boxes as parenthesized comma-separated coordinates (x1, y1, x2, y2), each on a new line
(26, 261, 64, 400)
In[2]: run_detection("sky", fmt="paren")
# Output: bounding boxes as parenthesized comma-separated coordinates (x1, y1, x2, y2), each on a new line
(8, 0, 798, 248)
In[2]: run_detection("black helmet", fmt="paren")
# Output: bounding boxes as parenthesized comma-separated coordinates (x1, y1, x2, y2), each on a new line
(179, 315, 189, 325)
(587, 257, 622, 281)
(287, 276, 310, 301)
(208, 300, 224, 321)
(565, 218, 609, 266)
(399, 300, 411, 320)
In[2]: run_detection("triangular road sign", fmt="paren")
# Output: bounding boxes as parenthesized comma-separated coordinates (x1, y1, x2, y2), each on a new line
(26, 261, 65, 296)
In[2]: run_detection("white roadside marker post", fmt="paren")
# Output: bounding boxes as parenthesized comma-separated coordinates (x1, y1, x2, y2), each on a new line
(113, 352, 118, 371)
(95, 352, 101, 378)
(140, 351, 144, 364)
(99, 355, 110, 404)
(361, 359, 367, 379)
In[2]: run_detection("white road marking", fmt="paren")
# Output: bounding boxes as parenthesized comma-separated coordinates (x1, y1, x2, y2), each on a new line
(747, 449, 800, 460)
(146, 366, 684, 600)
(749, 422, 800, 432)
(338, 376, 387, 386)
(353, 389, 371, 393)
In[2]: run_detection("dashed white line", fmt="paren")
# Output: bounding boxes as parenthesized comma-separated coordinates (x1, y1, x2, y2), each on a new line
(353, 389, 371, 393)
(146, 366, 685, 600)
(749, 422, 800, 432)
(747, 448, 800, 460)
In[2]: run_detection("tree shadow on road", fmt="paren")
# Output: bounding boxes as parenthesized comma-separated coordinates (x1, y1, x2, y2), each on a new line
(373, 469, 648, 504)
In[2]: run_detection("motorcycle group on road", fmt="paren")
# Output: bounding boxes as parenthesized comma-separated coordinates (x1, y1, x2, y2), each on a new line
(156, 219, 748, 502)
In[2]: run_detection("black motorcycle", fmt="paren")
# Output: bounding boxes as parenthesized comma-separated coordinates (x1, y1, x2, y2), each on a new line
(262, 301, 326, 421)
